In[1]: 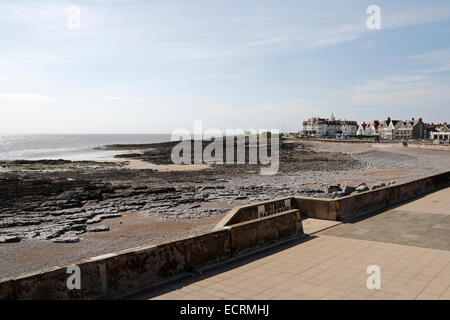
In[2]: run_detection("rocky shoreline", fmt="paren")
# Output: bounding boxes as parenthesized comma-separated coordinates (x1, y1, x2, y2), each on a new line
(0, 139, 419, 244)
(2, 139, 450, 278)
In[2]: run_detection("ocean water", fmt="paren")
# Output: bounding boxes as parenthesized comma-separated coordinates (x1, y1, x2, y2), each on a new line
(0, 134, 171, 160)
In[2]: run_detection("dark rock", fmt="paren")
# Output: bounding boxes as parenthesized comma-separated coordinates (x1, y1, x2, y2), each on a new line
(342, 185, 356, 195)
(355, 183, 369, 193)
(148, 187, 177, 194)
(97, 213, 122, 219)
(371, 182, 386, 190)
(87, 225, 109, 232)
(52, 236, 79, 243)
(69, 224, 86, 232)
(326, 185, 341, 193)
(86, 216, 102, 224)
(102, 182, 114, 191)
(0, 235, 21, 243)
(67, 218, 87, 224)
(331, 191, 346, 199)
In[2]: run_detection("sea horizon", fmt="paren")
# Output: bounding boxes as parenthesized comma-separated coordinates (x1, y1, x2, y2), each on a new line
(0, 133, 172, 161)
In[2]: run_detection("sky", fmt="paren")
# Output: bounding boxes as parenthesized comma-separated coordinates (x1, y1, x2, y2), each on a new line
(0, 0, 450, 134)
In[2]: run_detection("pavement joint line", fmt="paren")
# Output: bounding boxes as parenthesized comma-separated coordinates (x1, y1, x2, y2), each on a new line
(412, 251, 450, 299)
(123, 272, 194, 300)
(307, 221, 343, 235)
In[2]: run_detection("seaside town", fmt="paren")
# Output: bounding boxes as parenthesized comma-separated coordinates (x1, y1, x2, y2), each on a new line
(2, 0, 450, 306)
(300, 113, 450, 142)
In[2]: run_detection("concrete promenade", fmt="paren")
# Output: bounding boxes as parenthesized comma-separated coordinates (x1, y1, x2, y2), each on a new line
(137, 187, 450, 300)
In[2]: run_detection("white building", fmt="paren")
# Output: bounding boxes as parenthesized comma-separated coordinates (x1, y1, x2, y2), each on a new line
(431, 123, 450, 141)
(357, 121, 380, 136)
(378, 117, 403, 140)
(302, 114, 358, 137)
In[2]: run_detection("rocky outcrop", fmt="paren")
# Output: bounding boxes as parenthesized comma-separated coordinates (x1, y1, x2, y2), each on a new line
(0, 235, 21, 243)
(87, 225, 109, 232)
(371, 182, 386, 190)
(355, 183, 369, 193)
(0, 176, 91, 200)
(52, 236, 79, 243)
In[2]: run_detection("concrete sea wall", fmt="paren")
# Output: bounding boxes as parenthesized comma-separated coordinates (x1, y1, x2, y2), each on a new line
(228, 209, 302, 256)
(335, 170, 450, 220)
(216, 196, 296, 228)
(0, 209, 303, 300)
(220, 171, 450, 223)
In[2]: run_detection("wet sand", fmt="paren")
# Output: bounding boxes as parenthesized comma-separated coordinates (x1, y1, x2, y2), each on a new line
(123, 159, 211, 171)
(0, 211, 226, 278)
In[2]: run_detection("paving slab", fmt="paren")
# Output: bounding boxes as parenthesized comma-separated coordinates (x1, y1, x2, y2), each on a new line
(322, 187, 450, 250)
(301, 218, 342, 234)
(135, 187, 450, 300)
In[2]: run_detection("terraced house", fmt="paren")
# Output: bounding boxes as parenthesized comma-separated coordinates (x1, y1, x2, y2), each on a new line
(395, 118, 428, 140)
(356, 121, 380, 136)
(378, 117, 404, 140)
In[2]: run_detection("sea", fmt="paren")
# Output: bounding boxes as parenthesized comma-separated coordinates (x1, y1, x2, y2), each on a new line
(0, 134, 171, 161)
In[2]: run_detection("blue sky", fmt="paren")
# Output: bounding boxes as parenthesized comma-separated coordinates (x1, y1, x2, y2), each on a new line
(1, 0, 450, 133)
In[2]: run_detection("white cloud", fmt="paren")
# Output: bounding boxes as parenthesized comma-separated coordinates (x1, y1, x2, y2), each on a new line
(382, 5, 450, 29)
(104, 96, 125, 100)
(412, 48, 450, 74)
(0, 92, 53, 102)
(206, 74, 241, 79)
(351, 46, 450, 109)
(0, 2, 98, 38)
(243, 36, 290, 48)
(351, 75, 450, 108)
(306, 5, 450, 50)
(307, 24, 362, 48)
(309, 34, 359, 48)
(0, 52, 64, 64)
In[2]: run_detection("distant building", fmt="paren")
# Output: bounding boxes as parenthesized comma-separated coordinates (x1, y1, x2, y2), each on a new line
(302, 114, 358, 137)
(378, 117, 403, 140)
(340, 120, 359, 136)
(394, 118, 426, 140)
(411, 118, 428, 140)
(431, 122, 450, 141)
(396, 118, 414, 139)
(357, 121, 380, 136)
(302, 114, 448, 141)
(378, 117, 428, 140)
(302, 117, 328, 136)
